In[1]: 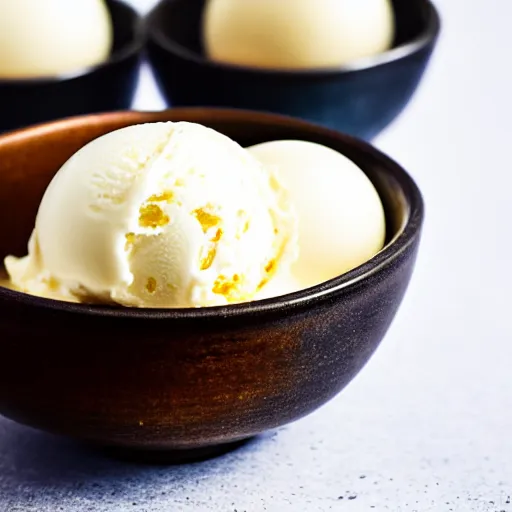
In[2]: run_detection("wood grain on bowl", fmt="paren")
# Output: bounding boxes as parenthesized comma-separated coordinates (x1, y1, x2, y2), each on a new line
(0, 268, 10, 289)
(0, 109, 423, 455)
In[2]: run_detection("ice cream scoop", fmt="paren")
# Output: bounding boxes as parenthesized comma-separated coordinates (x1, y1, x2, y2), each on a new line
(203, 0, 395, 70)
(248, 140, 386, 290)
(0, 0, 112, 79)
(5, 122, 297, 308)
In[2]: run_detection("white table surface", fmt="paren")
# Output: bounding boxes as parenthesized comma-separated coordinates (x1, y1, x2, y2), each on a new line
(1, 1, 511, 511)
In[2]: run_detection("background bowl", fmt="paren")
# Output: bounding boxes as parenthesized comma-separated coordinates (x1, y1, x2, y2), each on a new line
(0, 0, 144, 135)
(0, 109, 423, 457)
(147, 0, 440, 140)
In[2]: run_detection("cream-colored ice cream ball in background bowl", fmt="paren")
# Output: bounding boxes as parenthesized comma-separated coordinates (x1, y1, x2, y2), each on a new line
(0, 0, 144, 135)
(203, 0, 395, 70)
(0, 0, 113, 79)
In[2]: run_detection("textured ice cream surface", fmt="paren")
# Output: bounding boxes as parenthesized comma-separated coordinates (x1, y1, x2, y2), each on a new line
(5, 122, 297, 308)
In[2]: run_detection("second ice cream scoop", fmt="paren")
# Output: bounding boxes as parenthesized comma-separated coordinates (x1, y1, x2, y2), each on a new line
(248, 140, 386, 291)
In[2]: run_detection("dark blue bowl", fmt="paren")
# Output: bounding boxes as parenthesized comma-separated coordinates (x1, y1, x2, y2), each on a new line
(0, 0, 144, 135)
(146, 0, 441, 140)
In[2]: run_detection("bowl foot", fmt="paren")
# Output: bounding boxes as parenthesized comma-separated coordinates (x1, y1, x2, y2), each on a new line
(99, 438, 253, 465)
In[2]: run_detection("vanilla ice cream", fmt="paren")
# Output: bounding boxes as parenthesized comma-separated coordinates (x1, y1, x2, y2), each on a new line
(203, 0, 395, 70)
(0, 0, 112, 79)
(248, 140, 386, 291)
(5, 122, 297, 308)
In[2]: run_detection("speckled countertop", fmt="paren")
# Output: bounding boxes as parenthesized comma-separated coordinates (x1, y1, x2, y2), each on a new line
(1, 1, 511, 511)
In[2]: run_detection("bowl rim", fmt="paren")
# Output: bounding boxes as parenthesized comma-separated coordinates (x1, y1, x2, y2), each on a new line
(146, 0, 441, 76)
(0, 107, 424, 319)
(0, 0, 145, 86)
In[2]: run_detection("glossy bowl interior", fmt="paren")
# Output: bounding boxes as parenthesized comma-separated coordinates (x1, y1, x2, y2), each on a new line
(0, 0, 144, 135)
(147, 0, 440, 140)
(0, 109, 423, 456)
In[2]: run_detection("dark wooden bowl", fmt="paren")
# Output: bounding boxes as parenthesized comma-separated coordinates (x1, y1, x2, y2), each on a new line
(146, 0, 440, 140)
(0, 109, 423, 457)
(0, 0, 144, 135)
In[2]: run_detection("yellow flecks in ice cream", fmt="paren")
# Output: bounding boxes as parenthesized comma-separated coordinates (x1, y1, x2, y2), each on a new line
(125, 232, 136, 250)
(192, 205, 221, 233)
(138, 204, 169, 228)
(212, 273, 242, 299)
(199, 228, 223, 271)
(146, 277, 157, 294)
(147, 191, 174, 203)
(200, 246, 217, 271)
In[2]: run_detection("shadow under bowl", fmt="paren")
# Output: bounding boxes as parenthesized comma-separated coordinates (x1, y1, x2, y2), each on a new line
(0, 0, 144, 135)
(146, 0, 441, 140)
(0, 108, 423, 455)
